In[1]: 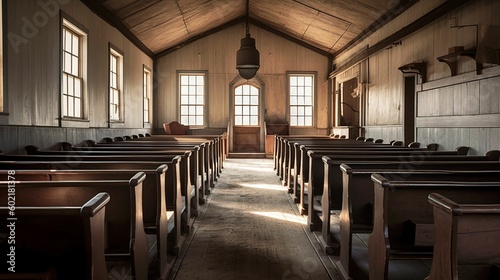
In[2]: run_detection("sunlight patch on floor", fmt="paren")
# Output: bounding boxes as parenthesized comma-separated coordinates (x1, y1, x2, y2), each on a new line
(239, 182, 285, 191)
(251, 211, 307, 225)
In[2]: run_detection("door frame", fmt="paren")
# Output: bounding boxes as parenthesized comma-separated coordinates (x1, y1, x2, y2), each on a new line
(228, 75, 266, 152)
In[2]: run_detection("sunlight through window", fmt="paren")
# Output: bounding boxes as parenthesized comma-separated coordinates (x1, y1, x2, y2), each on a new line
(239, 183, 284, 191)
(251, 211, 306, 225)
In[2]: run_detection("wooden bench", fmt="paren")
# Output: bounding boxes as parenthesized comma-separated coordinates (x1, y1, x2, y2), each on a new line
(333, 163, 500, 280)
(62, 142, 210, 203)
(27, 144, 205, 215)
(0, 192, 109, 280)
(290, 143, 444, 202)
(367, 175, 500, 280)
(0, 166, 175, 279)
(0, 173, 149, 280)
(303, 150, 496, 227)
(91, 138, 218, 189)
(1, 153, 194, 235)
(426, 193, 500, 280)
(0, 158, 187, 260)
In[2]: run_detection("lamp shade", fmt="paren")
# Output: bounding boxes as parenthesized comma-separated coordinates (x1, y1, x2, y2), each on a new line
(236, 34, 260, 79)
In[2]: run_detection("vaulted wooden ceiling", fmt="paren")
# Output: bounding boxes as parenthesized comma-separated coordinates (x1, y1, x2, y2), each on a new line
(87, 0, 418, 57)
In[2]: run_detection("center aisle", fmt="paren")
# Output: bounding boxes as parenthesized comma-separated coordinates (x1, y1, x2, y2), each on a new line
(170, 158, 337, 280)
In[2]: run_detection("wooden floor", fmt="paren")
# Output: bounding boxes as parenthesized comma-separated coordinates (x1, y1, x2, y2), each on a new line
(169, 158, 339, 280)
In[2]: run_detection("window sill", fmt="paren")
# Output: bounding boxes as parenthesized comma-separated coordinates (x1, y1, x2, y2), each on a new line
(109, 121, 125, 128)
(61, 118, 90, 128)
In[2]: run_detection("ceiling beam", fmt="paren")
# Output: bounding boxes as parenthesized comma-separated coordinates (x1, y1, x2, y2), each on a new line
(329, 0, 473, 79)
(332, 0, 418, 58)
(80, 0, 155, 58)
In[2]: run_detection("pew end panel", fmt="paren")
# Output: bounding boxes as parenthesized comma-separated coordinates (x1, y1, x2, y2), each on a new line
(427, 193, 500, 280)
(0, 193, 110, 280)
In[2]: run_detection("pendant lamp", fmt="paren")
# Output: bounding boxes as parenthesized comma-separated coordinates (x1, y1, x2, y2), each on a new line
(236, 0, 259, 79)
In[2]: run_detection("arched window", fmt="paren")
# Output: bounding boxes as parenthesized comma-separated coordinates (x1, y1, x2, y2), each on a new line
(234, 84, 259, 126)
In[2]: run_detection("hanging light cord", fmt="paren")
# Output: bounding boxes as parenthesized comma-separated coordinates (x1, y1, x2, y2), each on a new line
(245, 0, 250, 35)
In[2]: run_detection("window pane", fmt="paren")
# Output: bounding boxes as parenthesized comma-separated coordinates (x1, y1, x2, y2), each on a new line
(235, 96, 242, 105)
(62, 95, 67, 116)
(181, 116, 189, 124)
(196, 86, 203, 94)
(75, 98, 81, 117)
(189, 76, 196, 84)
(189, 106, 196, 115)
(243, 96, 249, 105)
(290, 97, 297, 105)
(251, 96, 258, 105)
(181, 75, 189, 84)
(72, 56, 78, 75)
(181, 96, 188, 104)
(290, 106, 297, 116)
(250, 116, 258, 125)
(181, 86, 189, 95)
(235, 116, 242, 125)
(181, 106, 189, 115)
(74, 79, 81, 97)
(243, 116, 250, 125)
(196, 106, 203, 115)
(189, 96, 196, 104)
(72, 35, 79, 55)
(243, 106, 249, 115)
(64, 31, 72, 51)
(196, 116, 203, 125)
(189, 116, 195, 125)
(196, 96, 203, 105)
(290, 117, 297, 126)
(68, 96, 74, 116)
(196, 76, 204, 85)
(235, 106, 242, 115)
(64, 53, 71, 73)
(290, 76, 297, 86)
(250, 106, 258, 115)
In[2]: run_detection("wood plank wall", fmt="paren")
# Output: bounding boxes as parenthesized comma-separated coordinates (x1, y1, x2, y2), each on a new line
(155, 23, 330, 135)
(1, 0, 153, 153)
(332, 0, 500, 155)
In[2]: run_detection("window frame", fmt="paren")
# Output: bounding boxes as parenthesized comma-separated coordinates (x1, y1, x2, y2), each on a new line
(234, 84, 260, 126)
(287, 72, 316, 127)
(177, 70, 208, 128)
(108, 45, 124, 124)
(60, 15, 89, 127)
(143, 65, 152, 127)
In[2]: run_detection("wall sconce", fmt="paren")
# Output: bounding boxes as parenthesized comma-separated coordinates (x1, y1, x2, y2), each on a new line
(398, 61, 427, 83)
(236, 0, 260, 79)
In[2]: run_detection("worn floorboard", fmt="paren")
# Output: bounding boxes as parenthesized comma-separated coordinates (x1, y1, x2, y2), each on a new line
(170, 158, 338, 280)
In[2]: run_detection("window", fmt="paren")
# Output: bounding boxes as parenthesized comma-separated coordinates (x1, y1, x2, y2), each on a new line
(289, 74, 314, 126)
(143, 67, 151, 124)
(109, 47, 123, 121)
(62, 19, 86, 119)
(179, 73, 205, 126)
(234, 84, 259, 126)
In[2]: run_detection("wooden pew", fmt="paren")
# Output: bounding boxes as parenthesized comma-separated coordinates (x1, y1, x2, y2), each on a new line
(90, 138, 217, 190)
(115, 133, 224, 178)
(1, 153, 194, 236)
(0, 193, 109, 280)
(142, 133, 225, 174)
(0, 173, 149, 280)
(426, 193, 500, 280)
(27, 144, 205, 215)
(273, 135, 331, 178)
(0, 166, 174, 279)
(61, 143, 210, 204)
(303, 150, 496, 227)
(367, 175, 500, 280)
(289, 143, 444, 201)
(333, 162, 500, 280)
(0, 159, 187, 257)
